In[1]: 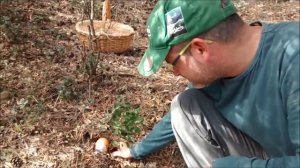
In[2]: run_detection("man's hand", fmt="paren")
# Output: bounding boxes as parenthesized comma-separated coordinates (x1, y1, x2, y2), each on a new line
(111, 142, 133, 159)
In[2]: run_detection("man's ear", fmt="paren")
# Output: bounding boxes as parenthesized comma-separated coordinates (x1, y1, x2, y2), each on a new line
(190, 38, 211, 63)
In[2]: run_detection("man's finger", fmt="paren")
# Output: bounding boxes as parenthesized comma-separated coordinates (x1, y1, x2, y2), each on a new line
(111, 150, 122, 157)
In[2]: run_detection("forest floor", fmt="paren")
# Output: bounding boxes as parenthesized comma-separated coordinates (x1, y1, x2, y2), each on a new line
(0, 0, 299, 167)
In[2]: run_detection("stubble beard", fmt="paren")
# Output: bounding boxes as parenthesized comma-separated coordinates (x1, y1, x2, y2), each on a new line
(190, 65, 220, 88)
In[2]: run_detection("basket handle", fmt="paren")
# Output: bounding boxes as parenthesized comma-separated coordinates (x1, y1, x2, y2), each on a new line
(102, 0, 111, 21)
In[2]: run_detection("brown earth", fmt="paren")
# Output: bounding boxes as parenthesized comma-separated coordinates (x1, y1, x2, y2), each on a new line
(0, 0, 299, 167)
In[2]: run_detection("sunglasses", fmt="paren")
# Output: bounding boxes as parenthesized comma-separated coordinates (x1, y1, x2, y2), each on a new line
(166, 39, 214, 71)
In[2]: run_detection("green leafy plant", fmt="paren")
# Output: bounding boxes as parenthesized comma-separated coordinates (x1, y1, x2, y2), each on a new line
(44, 44, 66, 61)
(83, 53, 98, 76)
(13, 97, 45, 133)
(110, 100, 144, 142)
(58, 77, 80, 100)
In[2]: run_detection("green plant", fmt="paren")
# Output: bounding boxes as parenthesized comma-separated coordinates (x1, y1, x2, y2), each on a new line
(0, 21, 20, 44)
(13, 97, 45, 133)
(44, 44, 66, 60)
(110, 100, 144, 142)
(58, 77, 80, 100)
(83, 53, 98, 76)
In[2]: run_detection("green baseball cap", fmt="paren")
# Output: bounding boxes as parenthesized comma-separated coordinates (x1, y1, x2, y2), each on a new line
(137, 0, 237, 76)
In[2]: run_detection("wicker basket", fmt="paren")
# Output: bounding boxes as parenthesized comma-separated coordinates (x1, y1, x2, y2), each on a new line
(75, 20, 135, 53)
(75, 0, 135, 53)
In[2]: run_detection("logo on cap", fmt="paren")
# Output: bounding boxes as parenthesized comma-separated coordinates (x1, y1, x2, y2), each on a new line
(144, 56, 153, 72)
(147, 26, 151, 37)
(165, 7, 187, 38)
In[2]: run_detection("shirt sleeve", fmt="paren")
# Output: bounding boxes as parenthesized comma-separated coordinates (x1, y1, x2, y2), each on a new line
(130, 112, 175, 159)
